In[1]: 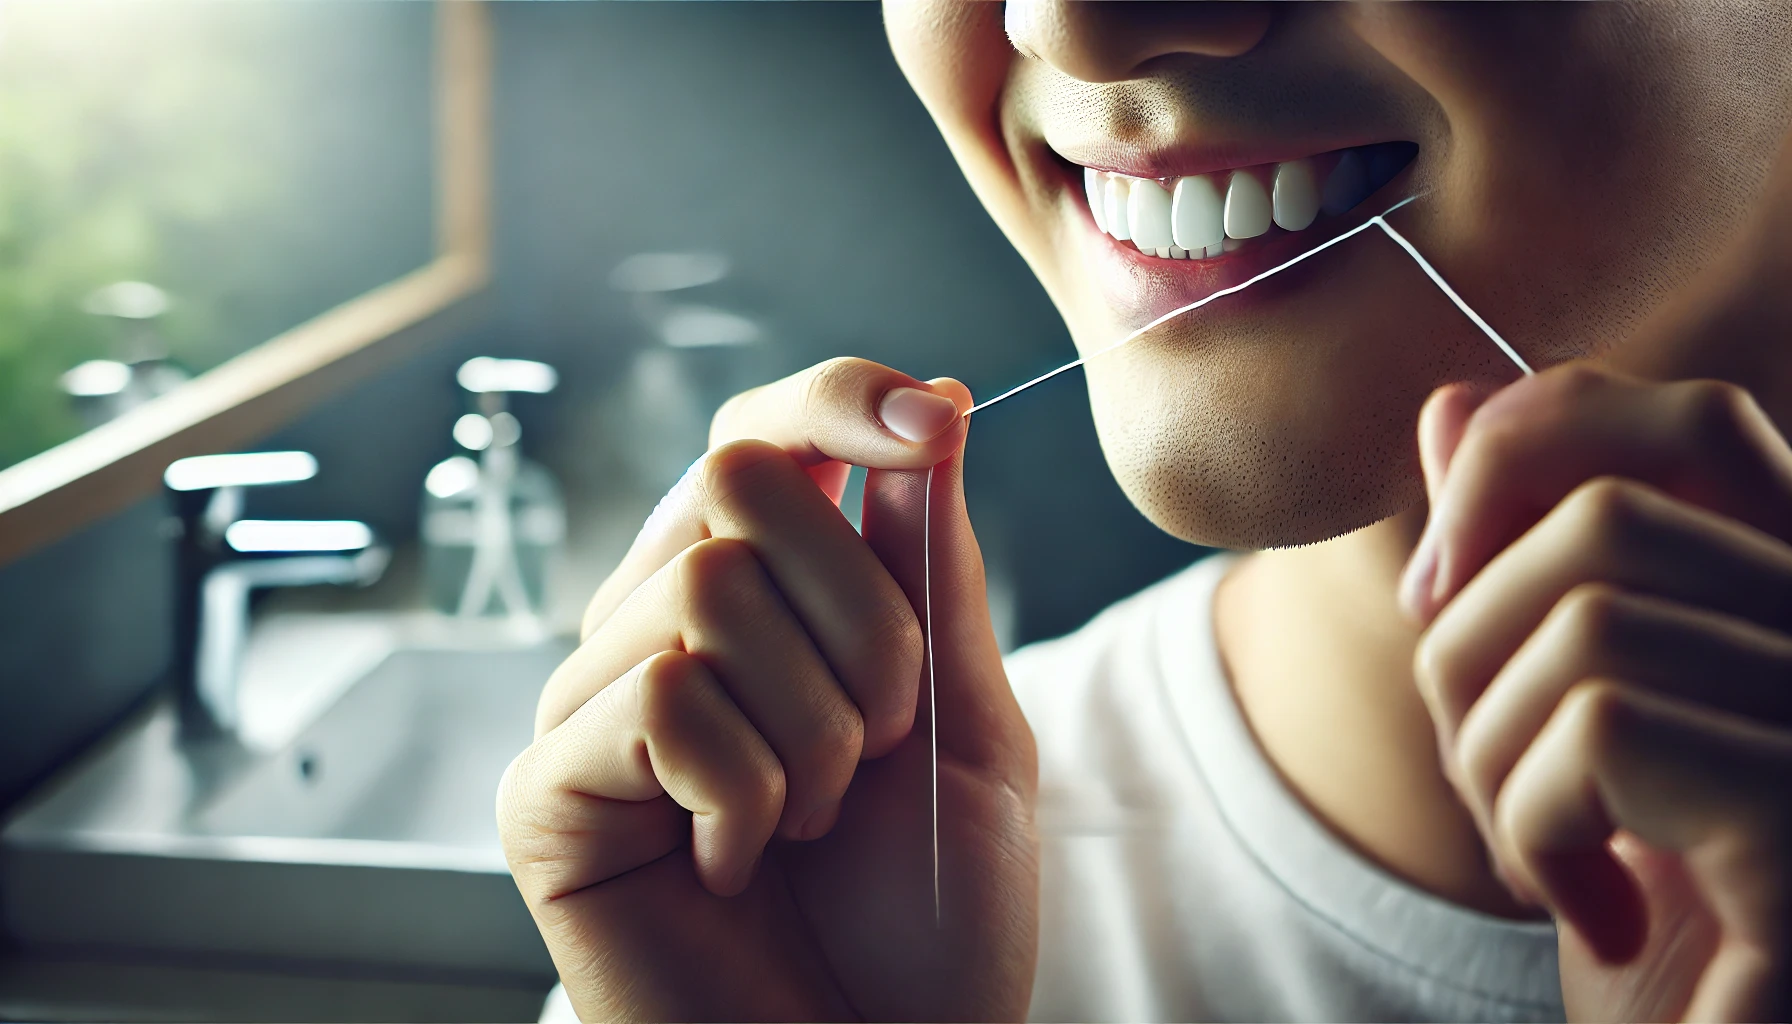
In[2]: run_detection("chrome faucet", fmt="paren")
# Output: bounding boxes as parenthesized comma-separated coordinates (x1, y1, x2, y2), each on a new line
(165, 451, 389, 742)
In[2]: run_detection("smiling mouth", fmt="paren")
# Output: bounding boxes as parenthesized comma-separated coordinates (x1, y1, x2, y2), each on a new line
(1076, 142, 1417, 261)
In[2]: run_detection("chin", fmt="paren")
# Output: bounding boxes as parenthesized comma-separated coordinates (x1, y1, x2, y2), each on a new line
(1079, 323, 1437, 552)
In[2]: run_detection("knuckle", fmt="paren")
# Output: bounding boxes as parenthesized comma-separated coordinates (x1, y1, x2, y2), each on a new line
(800, 357, 859, 421)
(743, 746, 789, 823)
(494, 745, 577, 862)
(841, 596, 922, 751)
(1467, 365, 1608, 460)
(1452, 720, 1502, 811)
(801, 356, 894, 427)
(1541, 362, 1612, 401)
(1557, 678, 1628, 755)
(1562, 476, 1648, 551)
(1460, 408, 1529, 469)
(1413, 629, 1471, 719)
(823, 697, 868, 761)
(865, 598, 925, 686)
(796, 699, 867, 783)
(673, 537, 764, 616)
(1551, 582, 1632, 656)
(634, 649, 712, 729)
(1677, 378, 1760, 448)
(700, 438, 796, 506)
(805, 356, 874, 401)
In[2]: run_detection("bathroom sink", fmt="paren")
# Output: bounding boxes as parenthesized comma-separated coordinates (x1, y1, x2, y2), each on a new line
(2, 615, 573, 983)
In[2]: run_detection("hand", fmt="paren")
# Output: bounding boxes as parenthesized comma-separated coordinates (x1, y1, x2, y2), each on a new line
(496, 358, 1039, 1022)
(1401, 365, 1792, 1020)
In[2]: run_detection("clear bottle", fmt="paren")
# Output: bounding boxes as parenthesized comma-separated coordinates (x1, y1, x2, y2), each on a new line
(421, 357, 565, 622)
(62, 281, 191, 427)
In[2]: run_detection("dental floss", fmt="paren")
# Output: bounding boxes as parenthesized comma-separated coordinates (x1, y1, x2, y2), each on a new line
(924, 466, 940, 923)
(924, 194, 1533, 926)
(1372, 218, 1534, 376)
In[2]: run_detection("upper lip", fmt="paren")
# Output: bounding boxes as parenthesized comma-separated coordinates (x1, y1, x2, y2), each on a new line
(1048, 135, 1391, 180)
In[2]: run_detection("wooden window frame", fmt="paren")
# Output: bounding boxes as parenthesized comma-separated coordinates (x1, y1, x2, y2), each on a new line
(0, 0, 492, 568)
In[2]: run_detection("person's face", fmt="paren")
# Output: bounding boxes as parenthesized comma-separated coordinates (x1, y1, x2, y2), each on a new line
(887, 2, 1792, 548)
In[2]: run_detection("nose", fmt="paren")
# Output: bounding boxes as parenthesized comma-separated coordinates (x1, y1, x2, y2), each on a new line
(1004, 0, 1274, 83)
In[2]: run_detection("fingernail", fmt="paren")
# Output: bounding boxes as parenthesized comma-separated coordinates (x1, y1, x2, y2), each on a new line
(1399, 526, 1439, 621)
(878, 387, 959, 442)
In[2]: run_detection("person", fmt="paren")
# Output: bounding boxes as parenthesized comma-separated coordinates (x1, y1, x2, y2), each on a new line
(501, 3, 1792, 1020)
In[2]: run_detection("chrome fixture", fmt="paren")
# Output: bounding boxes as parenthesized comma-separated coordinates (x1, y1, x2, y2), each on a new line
(165, 451, 389, 741)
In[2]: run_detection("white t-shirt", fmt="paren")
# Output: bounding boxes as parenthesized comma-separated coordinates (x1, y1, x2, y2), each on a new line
(541, 554, 1564, 1023)
(1012, 553, 1563, 1022)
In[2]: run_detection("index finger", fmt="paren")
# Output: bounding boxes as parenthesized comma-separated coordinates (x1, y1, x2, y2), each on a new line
(1412, 365, 1792, 621)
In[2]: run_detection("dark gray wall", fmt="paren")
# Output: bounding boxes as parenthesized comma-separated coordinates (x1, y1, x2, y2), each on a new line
(0, 2, 1202, 814)
(0, 501, 172, 814)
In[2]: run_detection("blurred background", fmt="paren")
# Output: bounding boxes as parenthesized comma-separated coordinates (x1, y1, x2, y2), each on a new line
(0, 2, 1202, 1020)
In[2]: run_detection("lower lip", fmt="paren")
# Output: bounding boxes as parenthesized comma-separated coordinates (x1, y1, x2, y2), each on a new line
(1075, 170, 1416, 331)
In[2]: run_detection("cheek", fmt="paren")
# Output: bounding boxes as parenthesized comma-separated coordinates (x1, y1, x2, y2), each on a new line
(885, 0, 1035, 248)
(883, 0, 1010, 155)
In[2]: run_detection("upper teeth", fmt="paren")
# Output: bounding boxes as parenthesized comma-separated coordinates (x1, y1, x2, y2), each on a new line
(1082, 150, 1382, 260)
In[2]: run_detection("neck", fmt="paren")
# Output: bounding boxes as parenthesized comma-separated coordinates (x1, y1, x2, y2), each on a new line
(1213, 506, 1537, 919)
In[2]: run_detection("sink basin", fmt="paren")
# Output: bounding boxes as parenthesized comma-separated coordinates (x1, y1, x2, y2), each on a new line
(2, 616, 574, 985)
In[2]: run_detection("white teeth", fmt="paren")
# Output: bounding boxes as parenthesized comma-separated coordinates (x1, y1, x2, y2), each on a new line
(1085, 168, 1109, 234)
(1127, 179, 1173, 250)
(1321, 149, 1369, 216)
(1223, 170, 1271, 239)
(1170, 174, 1224, 252)
(1272, 159, 1319, 232)
(1104, 176, 1133, 240)
(1087, 150, 1355, 258)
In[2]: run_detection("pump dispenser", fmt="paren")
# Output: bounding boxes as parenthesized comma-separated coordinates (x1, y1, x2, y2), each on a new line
(421, 357, 565, 623)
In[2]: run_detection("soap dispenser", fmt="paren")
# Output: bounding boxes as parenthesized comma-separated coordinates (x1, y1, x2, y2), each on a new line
(61, 281, 191, 427)
(421, 357, 565, 621)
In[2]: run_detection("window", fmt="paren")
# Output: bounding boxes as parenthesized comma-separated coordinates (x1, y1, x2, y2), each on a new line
(0, 0, 490, 566)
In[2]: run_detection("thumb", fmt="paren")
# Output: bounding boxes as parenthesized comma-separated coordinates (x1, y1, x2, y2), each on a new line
(860, 379, 1029, 776)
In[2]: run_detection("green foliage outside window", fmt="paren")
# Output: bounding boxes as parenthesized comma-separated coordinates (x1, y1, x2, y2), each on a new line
(0, 0, 434, 470)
